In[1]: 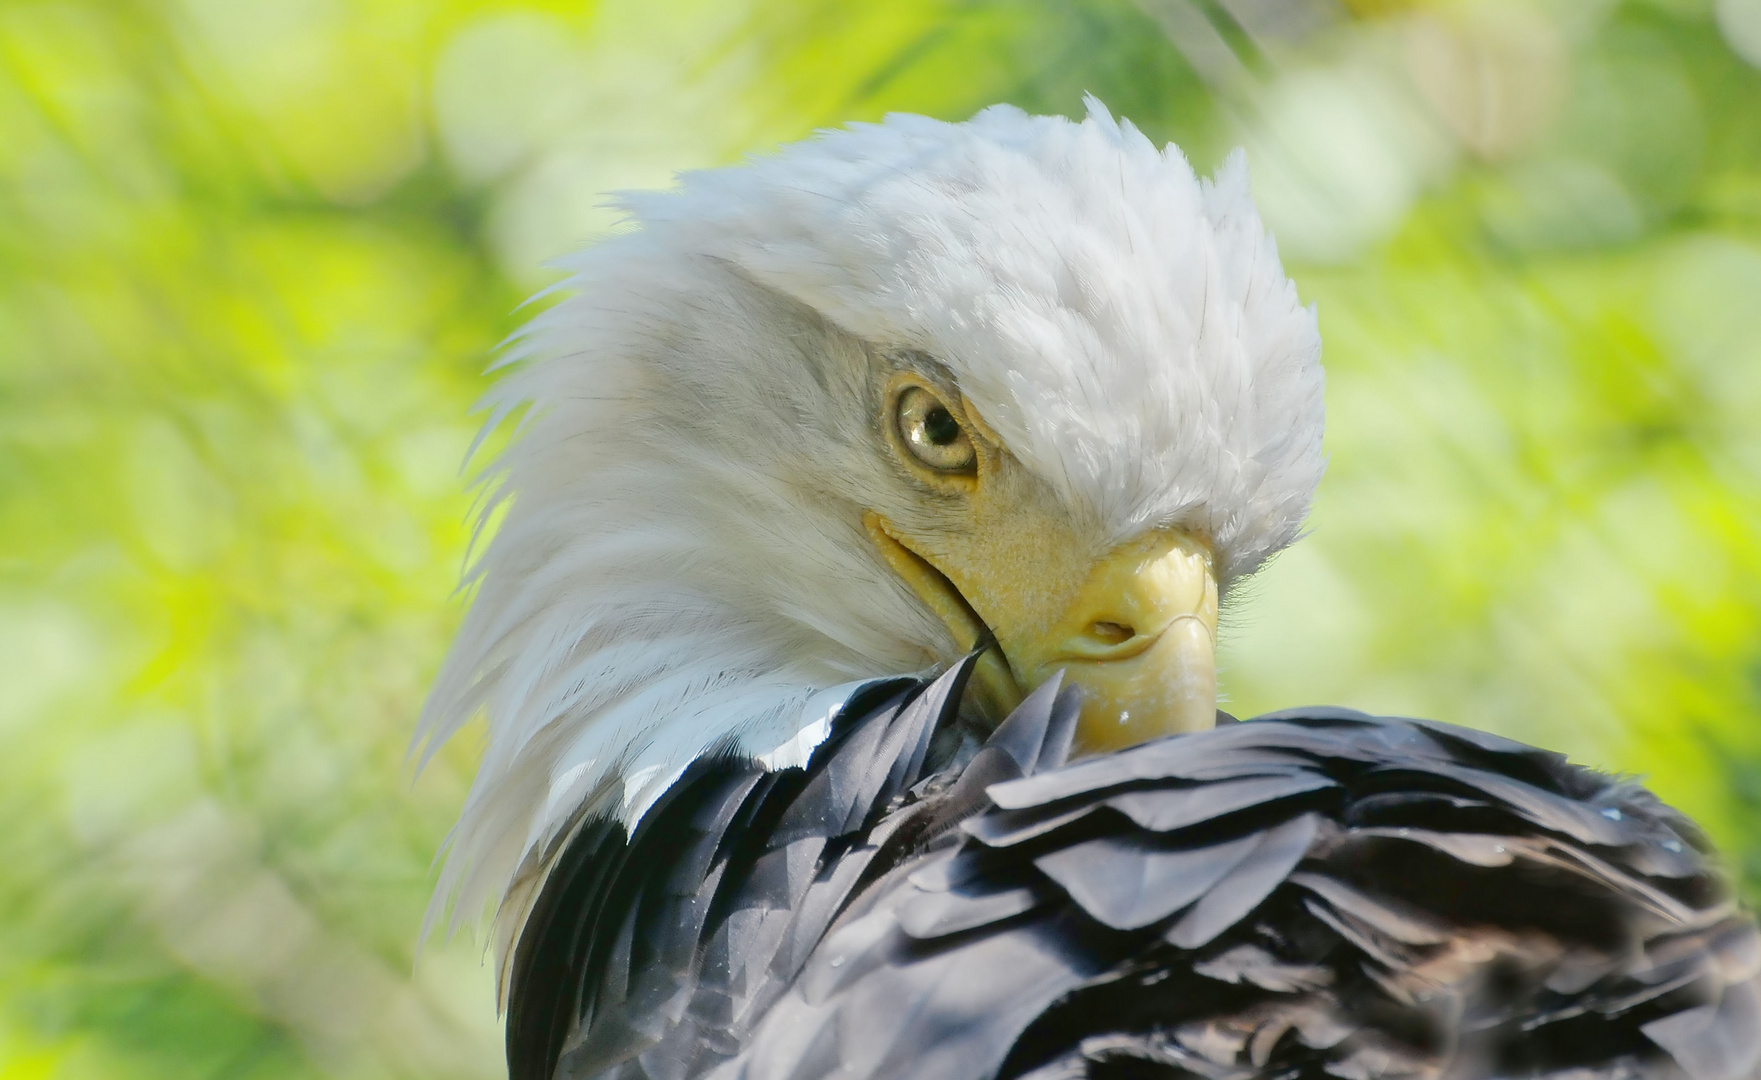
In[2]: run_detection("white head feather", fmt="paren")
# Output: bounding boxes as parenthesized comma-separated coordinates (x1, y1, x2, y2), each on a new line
(417, 99, 1325, 960)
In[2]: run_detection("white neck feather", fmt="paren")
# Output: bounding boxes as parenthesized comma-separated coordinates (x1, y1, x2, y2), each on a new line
(416, 262, 951, 944)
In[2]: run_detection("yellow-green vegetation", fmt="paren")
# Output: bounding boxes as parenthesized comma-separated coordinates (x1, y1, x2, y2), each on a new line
(2, 0, 1758, 1076)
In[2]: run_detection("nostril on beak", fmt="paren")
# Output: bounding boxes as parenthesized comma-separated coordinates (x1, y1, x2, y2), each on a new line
(1088, 621, 1134, 646)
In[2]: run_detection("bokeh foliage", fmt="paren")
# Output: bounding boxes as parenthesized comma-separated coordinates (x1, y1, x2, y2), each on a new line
(1, 0, 1758, 1076)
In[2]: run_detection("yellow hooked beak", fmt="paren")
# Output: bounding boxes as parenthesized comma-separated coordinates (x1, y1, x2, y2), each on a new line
(865, 371, 1219, 757)
(867, 516, 1218, 755)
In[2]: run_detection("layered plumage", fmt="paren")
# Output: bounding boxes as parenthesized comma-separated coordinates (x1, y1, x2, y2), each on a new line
(417, 100, 1760, 1080)
(510, 657, 1761, 1080)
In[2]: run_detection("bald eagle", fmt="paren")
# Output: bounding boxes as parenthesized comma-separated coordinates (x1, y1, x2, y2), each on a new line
(416, 102, 1761, 1080)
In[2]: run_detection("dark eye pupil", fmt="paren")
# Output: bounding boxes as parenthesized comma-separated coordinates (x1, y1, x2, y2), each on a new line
(923, 407, 960, 446)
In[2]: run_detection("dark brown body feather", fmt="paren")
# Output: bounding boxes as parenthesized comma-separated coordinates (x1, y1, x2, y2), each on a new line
(508, 657, 1761, 1080)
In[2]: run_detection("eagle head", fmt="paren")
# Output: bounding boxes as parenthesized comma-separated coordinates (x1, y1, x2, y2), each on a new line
(418, 98, 1325, 959)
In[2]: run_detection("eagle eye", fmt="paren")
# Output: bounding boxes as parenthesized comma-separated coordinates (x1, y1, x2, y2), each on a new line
(895, 385, 976, 474)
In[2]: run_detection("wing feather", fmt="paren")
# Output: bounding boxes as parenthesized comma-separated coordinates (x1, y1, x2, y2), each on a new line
(511, 677, 1761, 1080)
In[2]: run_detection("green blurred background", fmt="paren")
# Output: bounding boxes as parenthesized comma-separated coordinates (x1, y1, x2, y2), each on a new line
(3, 0, 1760, 1075)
